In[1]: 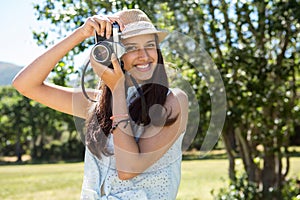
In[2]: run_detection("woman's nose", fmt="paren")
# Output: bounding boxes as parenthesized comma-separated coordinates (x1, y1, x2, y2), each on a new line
(137, 48, 149, 59)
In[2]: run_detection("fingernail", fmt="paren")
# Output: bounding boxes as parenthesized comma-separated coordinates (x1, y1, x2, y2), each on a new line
(111, 53, 116, 60)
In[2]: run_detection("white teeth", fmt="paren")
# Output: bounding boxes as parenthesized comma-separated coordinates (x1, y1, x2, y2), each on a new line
(136, 64, 149, 69)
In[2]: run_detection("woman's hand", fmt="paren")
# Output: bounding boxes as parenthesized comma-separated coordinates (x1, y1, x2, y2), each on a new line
(90, 53, 125, 92)
(81, 14, 126, 91)
(78, 15, 125, 39)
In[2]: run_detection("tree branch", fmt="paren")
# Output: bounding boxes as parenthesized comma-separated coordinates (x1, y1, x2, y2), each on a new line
(220, 0, 232, 47)
(276, 28, 290, 67)
(208, 0, 223, 60)
(235, 2, 249, 45)
(257, 1, 266, 54)
(282, 147, 290, 178)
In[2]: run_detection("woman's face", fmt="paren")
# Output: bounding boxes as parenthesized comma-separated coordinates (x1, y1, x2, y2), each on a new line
(121, 34, 158, 81)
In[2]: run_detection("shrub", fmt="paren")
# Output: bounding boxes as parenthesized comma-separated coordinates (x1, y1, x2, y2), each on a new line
(212, 173, 300, 200)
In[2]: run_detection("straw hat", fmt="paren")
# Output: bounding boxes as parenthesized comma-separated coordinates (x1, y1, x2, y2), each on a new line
(114, 9, 168, 43)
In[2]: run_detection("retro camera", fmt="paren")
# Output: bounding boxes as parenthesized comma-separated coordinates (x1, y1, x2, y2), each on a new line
(91, 22, 126, 66)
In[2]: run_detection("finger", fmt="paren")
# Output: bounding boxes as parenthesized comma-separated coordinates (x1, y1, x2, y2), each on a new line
(111, 53, 123, 75)
(105, 21, 112, 39)
(107, 16, 119, 22)
(115, 19, 125, 31)
(89, 53, 111, 78)
(94, 17, 108, 37)
(82, 17, 100, 36)
(99, 20, 107, 37)
(89, 16, 102, 35)
(107, 16, 125, 31)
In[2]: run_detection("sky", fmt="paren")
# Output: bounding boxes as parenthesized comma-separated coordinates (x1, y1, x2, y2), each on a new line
(0, 0, 89, 68)
(0, 0, 47, 66)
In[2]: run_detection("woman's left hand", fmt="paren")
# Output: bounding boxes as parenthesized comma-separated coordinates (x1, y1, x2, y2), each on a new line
(90, 53, 125, 91)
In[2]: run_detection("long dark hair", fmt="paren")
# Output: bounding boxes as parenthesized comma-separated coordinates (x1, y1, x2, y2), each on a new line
(85, 40, 178, 159)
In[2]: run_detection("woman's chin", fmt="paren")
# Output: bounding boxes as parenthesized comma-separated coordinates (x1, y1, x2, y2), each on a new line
(130, 65, 155, 81)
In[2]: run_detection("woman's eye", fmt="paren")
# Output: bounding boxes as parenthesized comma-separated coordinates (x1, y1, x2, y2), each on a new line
(145, 43, 156, 49)
(125, 46, 138, 52)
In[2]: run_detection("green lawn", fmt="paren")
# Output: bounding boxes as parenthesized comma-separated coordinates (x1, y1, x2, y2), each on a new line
(0, 158, 299, 200)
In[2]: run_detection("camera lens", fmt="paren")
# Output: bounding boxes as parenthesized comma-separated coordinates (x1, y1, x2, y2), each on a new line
(92, 44, 110, 63)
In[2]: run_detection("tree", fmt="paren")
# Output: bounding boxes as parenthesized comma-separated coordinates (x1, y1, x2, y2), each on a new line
(163, 0, 299, 198)
(32, 0, 300, 198)
(0, 87, 30, 162)
(0, 86, 83, 161)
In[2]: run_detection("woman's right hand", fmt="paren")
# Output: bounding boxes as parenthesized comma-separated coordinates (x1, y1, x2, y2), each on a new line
(78, 15, 125, 39)
(83, 14, 126, 91)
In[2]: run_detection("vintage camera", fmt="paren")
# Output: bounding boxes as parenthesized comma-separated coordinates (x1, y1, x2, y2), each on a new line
(91, 22, 126, 67)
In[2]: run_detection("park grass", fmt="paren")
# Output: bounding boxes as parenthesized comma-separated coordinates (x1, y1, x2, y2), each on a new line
(0, 157, 299, 200)
(0, 162, 83, 200)
(177, 159, 229, 200)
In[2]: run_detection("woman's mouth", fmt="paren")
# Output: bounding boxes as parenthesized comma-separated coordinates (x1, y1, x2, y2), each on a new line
(135, 63, 151, 72)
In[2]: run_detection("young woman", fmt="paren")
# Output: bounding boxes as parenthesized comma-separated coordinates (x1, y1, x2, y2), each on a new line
(13, 9, 188, 199)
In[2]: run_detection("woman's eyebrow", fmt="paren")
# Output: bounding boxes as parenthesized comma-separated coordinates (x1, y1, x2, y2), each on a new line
(123, 40, 156, 46)
(146, 40, 156, 43)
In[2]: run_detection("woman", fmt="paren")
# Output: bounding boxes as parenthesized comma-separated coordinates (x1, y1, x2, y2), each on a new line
(13, 9, 188, 199)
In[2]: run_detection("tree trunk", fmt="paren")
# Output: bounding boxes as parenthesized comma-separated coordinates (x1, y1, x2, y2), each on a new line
(236, 127, 258, 182)
(16, 137, 22, 162)
(16, 128, 22, 163)
(222, 128, 236, 181)
(262, 146, 276, 199)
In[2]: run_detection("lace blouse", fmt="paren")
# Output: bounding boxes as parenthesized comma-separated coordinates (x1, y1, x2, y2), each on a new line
(80, 132, 184, 200)
(81, 87, 184, 199)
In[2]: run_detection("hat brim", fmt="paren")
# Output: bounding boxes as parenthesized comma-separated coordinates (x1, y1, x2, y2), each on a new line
(121, 30, 169, 43)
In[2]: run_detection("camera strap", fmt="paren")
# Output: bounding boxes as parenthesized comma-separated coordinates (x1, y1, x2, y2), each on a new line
(81, 60, 147, 124)
(81, 59, 98, 103)
(81, 22, 147, 123)
(127, 72, 147, 124)
(81, 22, 123, 103)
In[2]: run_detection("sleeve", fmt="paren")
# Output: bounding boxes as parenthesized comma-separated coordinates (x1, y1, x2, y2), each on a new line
(81, 147, 101, 200)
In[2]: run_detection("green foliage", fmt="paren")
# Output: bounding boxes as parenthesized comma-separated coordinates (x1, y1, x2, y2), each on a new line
(212, 173, 262, 200)
(0, 86, 29, 157)
(212, 174, 300, 200)
(280, 178, 300, 200)
(0, 86, 83, 160)
(43, 138, 84, 161)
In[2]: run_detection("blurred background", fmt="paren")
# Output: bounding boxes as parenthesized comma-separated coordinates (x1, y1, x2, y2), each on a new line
(0, 0, 299, 199)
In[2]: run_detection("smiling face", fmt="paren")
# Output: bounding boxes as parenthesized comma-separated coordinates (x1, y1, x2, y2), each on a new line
(121, 34, 158, 82)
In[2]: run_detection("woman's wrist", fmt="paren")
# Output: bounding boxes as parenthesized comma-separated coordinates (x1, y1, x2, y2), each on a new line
(73, 27, 91, 42)
(111, 78, 126, 96)
(111, 80, 128, 115)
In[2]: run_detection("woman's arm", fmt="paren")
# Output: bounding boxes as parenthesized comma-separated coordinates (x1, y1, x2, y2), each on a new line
(93, 55, 188, 180)
(12, 16, 112, 118)
(13, 29, 89, 118)
(111, 83, 188, 180)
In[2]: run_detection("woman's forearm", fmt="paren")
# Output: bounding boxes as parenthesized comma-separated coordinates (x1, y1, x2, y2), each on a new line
(12, 28, 87, 92)
(111, 84, 172, 180)
(111, 84, 140, 153)
(111, 84, 147, 179)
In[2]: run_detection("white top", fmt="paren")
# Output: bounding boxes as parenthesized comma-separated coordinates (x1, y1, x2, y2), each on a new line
(81, 87, 184, 199)
(80, 133, 184, 200)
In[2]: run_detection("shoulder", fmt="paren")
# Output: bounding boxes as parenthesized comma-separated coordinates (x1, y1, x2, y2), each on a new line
(166, 88, 188, 118)
(167, 88, 188, 108)
(170, 88, 188, 103)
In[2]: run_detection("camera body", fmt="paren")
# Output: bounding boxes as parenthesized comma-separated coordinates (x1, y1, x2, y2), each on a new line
(91, 22, 126, 67)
